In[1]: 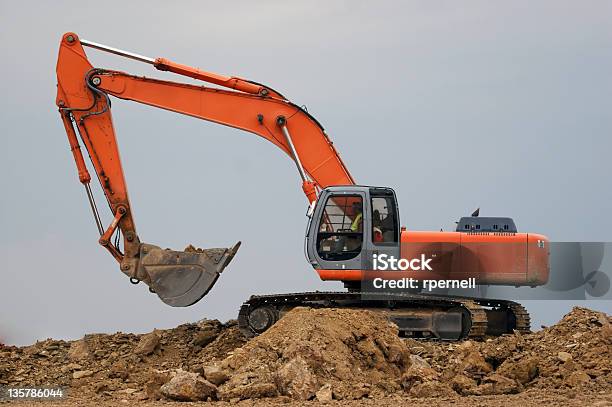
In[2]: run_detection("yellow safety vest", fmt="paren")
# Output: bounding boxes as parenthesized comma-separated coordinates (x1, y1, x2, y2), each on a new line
(350, 212, 363, 231)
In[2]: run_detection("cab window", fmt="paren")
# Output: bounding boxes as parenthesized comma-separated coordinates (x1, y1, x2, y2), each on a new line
(316, 195, 363, 261)
(371, 195, 398, 243)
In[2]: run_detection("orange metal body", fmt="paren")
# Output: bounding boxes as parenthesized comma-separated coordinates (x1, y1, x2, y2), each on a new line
(317, 230, 549, 286)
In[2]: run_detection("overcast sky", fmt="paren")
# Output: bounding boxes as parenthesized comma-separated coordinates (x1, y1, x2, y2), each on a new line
(1, 1, 611, 345)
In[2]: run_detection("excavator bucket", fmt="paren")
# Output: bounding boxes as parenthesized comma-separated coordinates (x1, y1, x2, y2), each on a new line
(136, 242, 241, 307)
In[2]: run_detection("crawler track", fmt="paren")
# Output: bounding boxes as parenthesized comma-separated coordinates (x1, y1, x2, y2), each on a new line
(238, 291, 530, 341)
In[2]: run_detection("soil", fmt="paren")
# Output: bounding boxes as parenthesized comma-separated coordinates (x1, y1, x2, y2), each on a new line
(1, 306, 610, 406)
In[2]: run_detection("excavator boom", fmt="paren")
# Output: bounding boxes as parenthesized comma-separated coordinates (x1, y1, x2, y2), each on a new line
(55, 32, 353, 306)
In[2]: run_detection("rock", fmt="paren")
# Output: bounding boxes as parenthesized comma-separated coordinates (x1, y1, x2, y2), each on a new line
(144, 370, 172, 400)
(450, 374, 477, 395)
(218, 383, 278, 400)
(68, 340, 91, 361)
(479, 373, 521, 395)
(564, 370, 590, 387)
(409, 381, 455, 398)
(401, 362, 438, 390)
(456, 340, 474, 352)
(108, 360, 130, 380)
(315, 383, 333, 402)
(275, 356, 319, 400)
(45, 343, 60, 351)
(383, 342, 407, 364)
(160, 370, 217, 401)
(460, 350, 493, 377)
(481, 339, 517, 365)
(193, 329, 219, 347)
(134, 331, 160, 356)
(401, 352, 437, 390)
(72, 370, 94, 379)
(497, 356, 539, 384)
(61, 363, 82, 373)
(557, 351, 573, 363)
(409, 354, 431, 369)
(202, 365, 229, 386)
(117, 388, 138, 395)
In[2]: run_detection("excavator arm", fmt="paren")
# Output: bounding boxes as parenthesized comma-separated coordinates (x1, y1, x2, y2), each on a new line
(55, 32, 354, 306)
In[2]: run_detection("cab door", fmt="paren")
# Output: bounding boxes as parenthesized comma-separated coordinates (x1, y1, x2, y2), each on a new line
(306, 189, 367, 270)
(363, 188, 401, 270)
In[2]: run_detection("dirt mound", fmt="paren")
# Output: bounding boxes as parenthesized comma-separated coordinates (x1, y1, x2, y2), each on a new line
(0, 306, 610, 403)
(0, 319, 246, 400)
(216, 307, 410, 400)
(403, 306, 612, 396)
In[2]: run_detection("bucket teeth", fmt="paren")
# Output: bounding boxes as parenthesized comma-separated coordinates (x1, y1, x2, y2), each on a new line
(136, 241, 240, 307)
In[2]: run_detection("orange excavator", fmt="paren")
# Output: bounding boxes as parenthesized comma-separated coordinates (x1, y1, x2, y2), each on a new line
(56, 33, 550, 340)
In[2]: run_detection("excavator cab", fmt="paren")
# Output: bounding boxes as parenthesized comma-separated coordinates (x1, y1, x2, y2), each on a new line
(305, 186, 400, 271)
